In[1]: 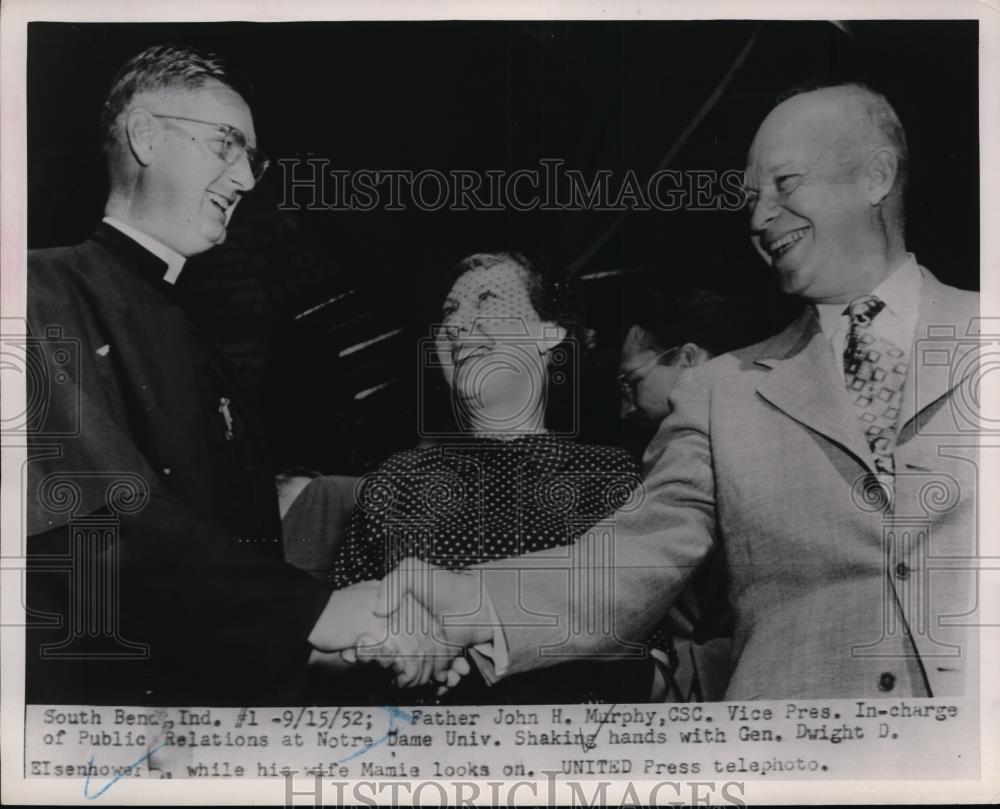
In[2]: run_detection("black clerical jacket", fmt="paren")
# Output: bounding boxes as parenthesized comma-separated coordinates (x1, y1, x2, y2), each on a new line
(25, 224, 330, 706)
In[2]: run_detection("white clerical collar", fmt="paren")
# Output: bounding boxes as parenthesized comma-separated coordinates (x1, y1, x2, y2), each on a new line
(814, 253, 922, 343)
(102, 217, 187, 284)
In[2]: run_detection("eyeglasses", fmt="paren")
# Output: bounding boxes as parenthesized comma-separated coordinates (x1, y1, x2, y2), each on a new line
(617, 346, 680, 403)
(152, 114, 270, 181)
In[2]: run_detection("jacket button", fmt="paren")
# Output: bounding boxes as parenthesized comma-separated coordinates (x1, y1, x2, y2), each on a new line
(878, 672, 896, 692)
(894, 562, 910, 579)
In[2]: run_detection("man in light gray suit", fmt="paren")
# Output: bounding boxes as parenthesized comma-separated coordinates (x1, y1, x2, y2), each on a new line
(372, 82, 981, 700)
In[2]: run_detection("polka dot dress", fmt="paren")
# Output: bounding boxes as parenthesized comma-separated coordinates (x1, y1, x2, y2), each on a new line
(323, 433, 657, 705)
(328, 433, 640, 589)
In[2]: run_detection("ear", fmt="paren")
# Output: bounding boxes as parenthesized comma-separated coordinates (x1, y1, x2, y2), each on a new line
(124, 107, 157, 167)
(676, 342, 713, 367)
(537, 322, 568, 355)
(624, 323, 650, 349)
(864, 146, 898, 206)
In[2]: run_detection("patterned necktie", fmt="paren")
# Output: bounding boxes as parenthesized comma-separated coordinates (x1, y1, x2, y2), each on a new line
(843, 295, 907, 475)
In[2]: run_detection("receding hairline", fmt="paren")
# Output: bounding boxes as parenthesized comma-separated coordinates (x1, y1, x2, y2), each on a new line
(751, 83, 908, 185)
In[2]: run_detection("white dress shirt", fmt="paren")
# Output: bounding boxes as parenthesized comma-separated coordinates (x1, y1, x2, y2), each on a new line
(102, 216, 187, 284)
(814, 253, 923, 369)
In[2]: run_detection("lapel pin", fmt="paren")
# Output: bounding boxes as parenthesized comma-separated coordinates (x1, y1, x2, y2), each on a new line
(218, 397, 234, 441)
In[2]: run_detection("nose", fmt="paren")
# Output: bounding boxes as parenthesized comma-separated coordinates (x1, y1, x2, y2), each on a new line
(748, 187, 779, 236)
(226, 150, 256, 191)
(620, 396, 638, 420)
(453, 339, 475, 364)
(442, 317, 469, 342)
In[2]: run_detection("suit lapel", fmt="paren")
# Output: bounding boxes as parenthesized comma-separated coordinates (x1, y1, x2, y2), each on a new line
(899, 268, 980, 432)
(755, 308, 877, 473)
(753, 269, 978, 470)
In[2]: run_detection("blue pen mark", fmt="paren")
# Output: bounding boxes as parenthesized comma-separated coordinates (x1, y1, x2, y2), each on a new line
(332, 706, 415, 765)
(83, 706, 412, 793)
(83, 743, 164, 800)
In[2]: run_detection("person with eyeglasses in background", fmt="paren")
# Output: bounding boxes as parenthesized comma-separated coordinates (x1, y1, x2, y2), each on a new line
(25, 45, 413, 706)
(618, 286, 747, 440)
(617, 285, 747, 700)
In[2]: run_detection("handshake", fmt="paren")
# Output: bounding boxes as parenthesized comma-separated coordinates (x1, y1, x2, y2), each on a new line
(308, 558, 495, 693)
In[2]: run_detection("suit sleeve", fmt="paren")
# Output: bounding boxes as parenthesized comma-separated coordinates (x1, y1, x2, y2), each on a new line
(475, 370, 719, 680)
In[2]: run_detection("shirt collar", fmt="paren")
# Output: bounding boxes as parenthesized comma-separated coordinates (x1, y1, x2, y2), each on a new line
(814, 253, 922, 342)
(102, 217, 187, 284)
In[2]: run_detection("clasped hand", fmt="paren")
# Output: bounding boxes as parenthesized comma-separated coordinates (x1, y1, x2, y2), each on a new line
(308, 560, 492, 691)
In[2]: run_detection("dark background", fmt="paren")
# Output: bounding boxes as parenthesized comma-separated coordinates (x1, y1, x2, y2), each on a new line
(27, 20, 980, 472)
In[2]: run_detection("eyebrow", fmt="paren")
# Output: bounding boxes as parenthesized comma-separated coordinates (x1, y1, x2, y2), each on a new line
(743, 159, 800, 190)
(215, 120, 256, 147)
(767, 160, 795, 174)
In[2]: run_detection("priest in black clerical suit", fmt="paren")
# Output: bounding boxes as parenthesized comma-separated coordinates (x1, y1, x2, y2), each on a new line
(25, 45, 366, 706)
(28, 220, 332, 706)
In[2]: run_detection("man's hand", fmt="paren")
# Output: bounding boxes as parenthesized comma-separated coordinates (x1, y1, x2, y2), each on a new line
(374, 557, 494, 649)
(308, 577, 468, 691)
(309, 564, 492, 692)
(372, 558, 493, 694)
(308, 579, 385, 653)
(355, 593, 464, 689)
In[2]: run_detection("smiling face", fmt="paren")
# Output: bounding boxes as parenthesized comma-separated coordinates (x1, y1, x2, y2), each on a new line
(133, 82, 257, 256)
(436, 260, 563, 428)
(744, 89, 890, 303)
